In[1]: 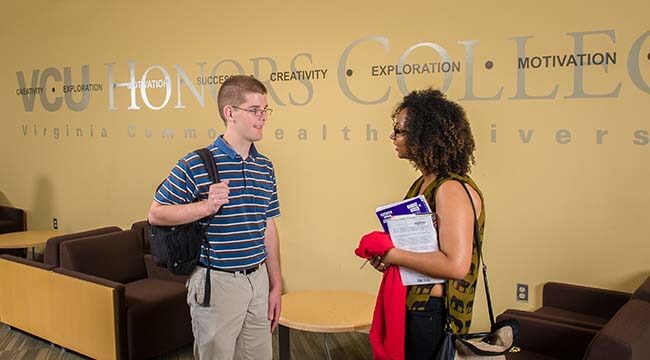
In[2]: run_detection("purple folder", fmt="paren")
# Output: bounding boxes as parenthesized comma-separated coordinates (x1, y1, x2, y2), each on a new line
(375, 195, 432, 232)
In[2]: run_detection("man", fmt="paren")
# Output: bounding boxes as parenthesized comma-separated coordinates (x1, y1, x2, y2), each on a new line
(148, 75, 281, 360)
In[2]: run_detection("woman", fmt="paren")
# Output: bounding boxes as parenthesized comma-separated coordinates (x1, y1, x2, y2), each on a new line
(371, 88, 485, 359)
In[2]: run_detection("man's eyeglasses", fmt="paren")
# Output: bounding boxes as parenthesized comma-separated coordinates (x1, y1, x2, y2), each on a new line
(232, 106, 273, 118)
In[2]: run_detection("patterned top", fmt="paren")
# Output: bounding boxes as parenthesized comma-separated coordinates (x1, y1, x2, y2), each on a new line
(154, 136, 280, 270)
(404, 173, 485, 335)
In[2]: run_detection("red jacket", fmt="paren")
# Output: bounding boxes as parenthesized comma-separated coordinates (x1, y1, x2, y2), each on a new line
(355, 231, 406, 360)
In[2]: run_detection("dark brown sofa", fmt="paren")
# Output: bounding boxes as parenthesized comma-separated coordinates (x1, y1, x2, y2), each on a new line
(57, 229, 193, 359)
(499, 276, 650, 359)
(0, 205, 27, 257)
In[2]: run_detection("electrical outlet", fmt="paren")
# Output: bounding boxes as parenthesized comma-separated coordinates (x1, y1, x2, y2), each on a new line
(53, 218, 58, 230)
(516, 283, 529, 302)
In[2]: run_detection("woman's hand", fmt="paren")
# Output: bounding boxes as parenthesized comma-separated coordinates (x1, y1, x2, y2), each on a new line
(370, 255, 386, 272)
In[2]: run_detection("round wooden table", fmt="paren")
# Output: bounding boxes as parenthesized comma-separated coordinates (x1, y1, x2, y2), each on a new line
(279, 290, 375, 360)
(0, 230, 59, 259)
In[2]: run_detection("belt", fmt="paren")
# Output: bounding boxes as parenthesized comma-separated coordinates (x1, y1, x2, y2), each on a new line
(198, 263, 261, 275)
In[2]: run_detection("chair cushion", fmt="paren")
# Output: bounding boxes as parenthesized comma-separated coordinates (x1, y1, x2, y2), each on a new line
(497, 309, 598, 359)
(144, 254, 189, 284)
(542, 282, 630, 319)
(59, 230, 146, 283)
(125, 278, 187, 306)
(44, 226, 122, 266)
(534, 306, 609, 329)
(124, 279, 192, 359)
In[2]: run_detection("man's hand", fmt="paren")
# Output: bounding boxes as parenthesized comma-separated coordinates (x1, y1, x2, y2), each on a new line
(205, 180, 230, 214)
(268, 286, 282, 333)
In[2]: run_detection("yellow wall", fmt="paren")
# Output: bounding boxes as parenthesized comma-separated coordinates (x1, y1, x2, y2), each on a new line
(1, 0, 648, 330)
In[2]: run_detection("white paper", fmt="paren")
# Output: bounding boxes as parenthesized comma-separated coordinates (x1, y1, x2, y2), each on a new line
(386, 214, 444, 286)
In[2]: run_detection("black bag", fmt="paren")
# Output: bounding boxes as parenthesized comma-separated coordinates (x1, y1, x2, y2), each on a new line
(149, 220, 207, 276)
(435, 182, 519, 360)
(148, 148, 220, 307)
(436, 324, 456, 360)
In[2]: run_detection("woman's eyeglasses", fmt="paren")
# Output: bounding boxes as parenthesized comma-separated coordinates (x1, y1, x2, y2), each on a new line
(392, 126, 407, 137)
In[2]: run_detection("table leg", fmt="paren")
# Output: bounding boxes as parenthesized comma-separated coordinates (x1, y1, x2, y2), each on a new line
(279, 325, 290, 360)
(323, 333, 332, 360)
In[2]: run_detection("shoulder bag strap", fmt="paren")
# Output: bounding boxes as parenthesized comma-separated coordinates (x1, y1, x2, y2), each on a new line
(459, 181, 495, 328)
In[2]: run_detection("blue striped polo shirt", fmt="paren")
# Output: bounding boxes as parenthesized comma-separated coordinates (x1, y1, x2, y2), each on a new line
(154, 136, 280, 270)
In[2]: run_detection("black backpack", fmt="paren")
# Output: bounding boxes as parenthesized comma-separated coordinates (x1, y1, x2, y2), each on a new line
(148, 148, 219, 306)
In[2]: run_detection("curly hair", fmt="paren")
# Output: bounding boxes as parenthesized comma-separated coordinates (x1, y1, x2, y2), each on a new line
(392, 88, 475, 176)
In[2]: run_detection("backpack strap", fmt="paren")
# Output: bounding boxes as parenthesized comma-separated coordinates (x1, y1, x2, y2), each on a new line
(194, 148, 220, 307)
(196, 148, 220, 189)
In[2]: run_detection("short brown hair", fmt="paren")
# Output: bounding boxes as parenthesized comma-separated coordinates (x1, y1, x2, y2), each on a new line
(217, 75, 267, 122)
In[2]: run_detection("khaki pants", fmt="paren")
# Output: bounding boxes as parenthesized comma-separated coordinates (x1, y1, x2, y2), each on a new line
(187, 264, 271, 360)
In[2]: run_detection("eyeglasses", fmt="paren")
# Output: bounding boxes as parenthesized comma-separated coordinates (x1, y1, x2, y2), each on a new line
(232, 106, 273, 118)
(392, 125, 407, 137)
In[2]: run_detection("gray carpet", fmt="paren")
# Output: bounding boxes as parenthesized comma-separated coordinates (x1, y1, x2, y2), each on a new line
(0, 323, 371, 359)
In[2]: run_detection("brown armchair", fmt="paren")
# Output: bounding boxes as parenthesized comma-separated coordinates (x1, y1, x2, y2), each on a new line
(57, 229, 193, 359)
(502, 282, 631, 332)
(499, 276, 650, 359)
(0, 205, 27, 257)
